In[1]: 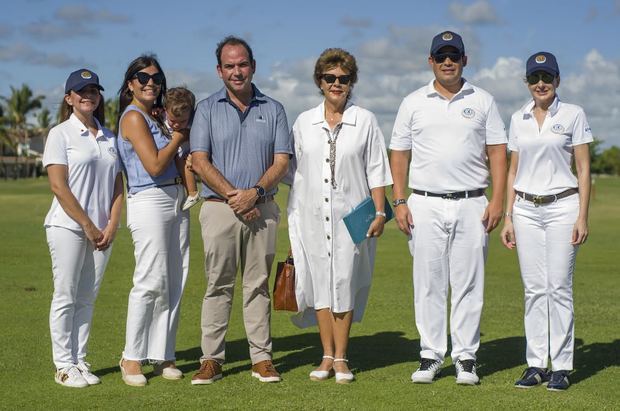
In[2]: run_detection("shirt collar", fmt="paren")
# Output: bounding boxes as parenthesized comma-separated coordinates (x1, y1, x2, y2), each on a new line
(425, 78, 473, 99)
(522, 95, 561, 118)
(216, 83, 267, 104)
(311, 100, 357, 126)
(69, 113, 104, 138)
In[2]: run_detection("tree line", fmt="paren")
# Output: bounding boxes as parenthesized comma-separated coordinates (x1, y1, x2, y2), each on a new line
(0, 83, 619, 175)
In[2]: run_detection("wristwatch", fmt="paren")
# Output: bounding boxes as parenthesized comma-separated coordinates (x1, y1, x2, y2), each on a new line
(392, 198, 407, 207)
(253, 185, 266, 198)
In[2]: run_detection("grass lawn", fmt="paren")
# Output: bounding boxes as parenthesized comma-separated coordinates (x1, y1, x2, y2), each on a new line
(0, 177, 618, 410)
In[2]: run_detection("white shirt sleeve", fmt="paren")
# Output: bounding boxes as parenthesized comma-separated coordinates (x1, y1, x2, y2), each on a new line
(485, 99, 508, 145)
(389, 98, 413, 151)
(365, 114, 393, 189)
(42, 127, 67, 167)
(507, 113, 519, 152)
(570, 108, 594, 146)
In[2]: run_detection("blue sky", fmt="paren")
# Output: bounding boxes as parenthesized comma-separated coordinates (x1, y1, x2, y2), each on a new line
(1, 0, 619, 146)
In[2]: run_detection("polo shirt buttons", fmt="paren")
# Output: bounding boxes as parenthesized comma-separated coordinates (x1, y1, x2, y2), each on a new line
(324, 178, 328, 183)
(327, 235, 331, 240)
(325, 217, 329, 221)
(325, 158, 329, 162)
(324, 198, 328, 202)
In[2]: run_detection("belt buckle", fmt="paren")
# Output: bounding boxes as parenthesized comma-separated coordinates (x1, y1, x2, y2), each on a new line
(442, 192, 455, 200)
(532, 195, 543, 207)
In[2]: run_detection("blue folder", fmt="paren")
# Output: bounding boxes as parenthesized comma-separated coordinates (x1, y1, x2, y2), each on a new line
(343, 197, 393, 244)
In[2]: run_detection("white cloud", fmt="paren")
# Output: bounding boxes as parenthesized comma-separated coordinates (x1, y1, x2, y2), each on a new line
(340, 17, 372, 29)
(449, 0, 499, 25)
(0, 43, 86, 67)
(55, 5, 130, 23)
(24, 20, 94, 41)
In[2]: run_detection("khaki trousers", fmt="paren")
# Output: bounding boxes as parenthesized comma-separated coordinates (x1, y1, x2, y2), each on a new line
(199, 200, 279, 364)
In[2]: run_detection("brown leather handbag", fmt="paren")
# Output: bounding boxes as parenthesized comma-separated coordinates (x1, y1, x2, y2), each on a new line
(273, 251, 298, 311)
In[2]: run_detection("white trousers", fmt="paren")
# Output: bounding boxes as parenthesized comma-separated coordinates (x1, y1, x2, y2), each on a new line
(513, 194, 579, 371)
(407, 194, 488, 363)
(124, 185, 189, 361)
(46, 226, 112, 369)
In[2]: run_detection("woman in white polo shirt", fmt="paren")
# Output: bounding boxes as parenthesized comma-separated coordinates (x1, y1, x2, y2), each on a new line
(43, 69, 123, 388)
(500, 52, 592, 392)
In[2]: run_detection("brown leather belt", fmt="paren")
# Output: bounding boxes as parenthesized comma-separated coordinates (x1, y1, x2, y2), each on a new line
(516, 188, 578, 206)
(204, 195, 274, 204)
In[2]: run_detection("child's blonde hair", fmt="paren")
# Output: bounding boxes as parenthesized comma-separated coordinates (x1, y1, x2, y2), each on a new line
(164, 87, 195, 117)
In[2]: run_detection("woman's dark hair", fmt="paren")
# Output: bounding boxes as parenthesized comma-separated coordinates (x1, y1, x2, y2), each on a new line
(58, 92, 105, 124)
(117, 54, 167, 120)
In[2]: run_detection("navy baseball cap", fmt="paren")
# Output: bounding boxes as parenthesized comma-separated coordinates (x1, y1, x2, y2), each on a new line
(64, 69, 104, 94)
(430, 31, 465, 56)
(526, 52, 559, 76)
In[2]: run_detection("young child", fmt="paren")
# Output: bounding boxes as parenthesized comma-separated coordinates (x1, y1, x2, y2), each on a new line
(164, 87, 199, 211)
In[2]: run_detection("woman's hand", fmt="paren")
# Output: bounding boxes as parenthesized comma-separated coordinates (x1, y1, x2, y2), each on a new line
(571, 217, 588, 245)
(500, 219, 516, 249)
(367, 216, 386, 238)
(82, 222, 103, 248)
(96, 222, 118, 251)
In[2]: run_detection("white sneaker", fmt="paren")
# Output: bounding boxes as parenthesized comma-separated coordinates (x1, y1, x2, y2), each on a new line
(182, 193, 200, 211)
(411, 358, 442, 383)
(55, 366, 89, 388)
(76, 362, 101, 385)
(455, 359, 479, 385)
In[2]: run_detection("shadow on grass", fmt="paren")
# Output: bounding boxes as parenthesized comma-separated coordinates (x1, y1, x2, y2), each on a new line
(94, 336, 619, 384)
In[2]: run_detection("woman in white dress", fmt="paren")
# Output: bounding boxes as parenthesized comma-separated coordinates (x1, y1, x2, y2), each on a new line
(500, 52, 592, 391)
(288, 48, 392, 383)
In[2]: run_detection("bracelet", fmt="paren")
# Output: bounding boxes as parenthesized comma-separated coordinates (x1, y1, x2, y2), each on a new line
(375, 211, 387, 218)
(504, 212, 513, 217)
(392, 198, 407, 207)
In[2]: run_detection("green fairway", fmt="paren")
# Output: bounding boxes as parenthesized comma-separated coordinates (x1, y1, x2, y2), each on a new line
(0, 178, 618, 410)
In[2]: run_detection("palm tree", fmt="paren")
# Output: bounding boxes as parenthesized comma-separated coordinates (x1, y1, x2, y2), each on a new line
(104, 97, 119, 135)
(1, 84, 45, 155)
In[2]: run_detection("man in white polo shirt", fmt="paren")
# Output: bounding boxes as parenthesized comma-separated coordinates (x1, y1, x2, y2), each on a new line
(390, 31, 507, 385)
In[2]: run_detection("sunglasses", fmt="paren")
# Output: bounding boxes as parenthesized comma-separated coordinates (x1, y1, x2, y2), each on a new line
(133, 72, 164, 86)
(432, 52, 462, 63)
(526, 72, 555, 85)
(322, 74, 351, 85)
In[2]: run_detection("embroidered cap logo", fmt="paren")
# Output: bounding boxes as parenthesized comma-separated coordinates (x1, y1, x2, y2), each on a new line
(442, 32, 453, 41)
(80, 71, 92, 79)
(535, 55, 547, 64)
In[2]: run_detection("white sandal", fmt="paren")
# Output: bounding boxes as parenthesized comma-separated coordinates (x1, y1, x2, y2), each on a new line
(334, 358, 355, 384)
(309, 355, 335, 381)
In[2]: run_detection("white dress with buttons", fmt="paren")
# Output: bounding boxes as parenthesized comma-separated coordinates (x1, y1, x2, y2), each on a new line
(287, 102, 392, 328)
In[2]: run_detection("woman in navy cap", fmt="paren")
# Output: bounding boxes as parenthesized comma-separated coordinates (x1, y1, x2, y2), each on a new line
(43, 69, 123, 387)
(500, 52, 592, 391)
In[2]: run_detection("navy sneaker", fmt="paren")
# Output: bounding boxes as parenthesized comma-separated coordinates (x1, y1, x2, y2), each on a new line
(514, 367, 550, 388)
(547, 370, 570, 391)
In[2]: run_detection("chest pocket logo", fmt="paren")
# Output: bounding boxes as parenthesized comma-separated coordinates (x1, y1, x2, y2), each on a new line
(551, 124, 565, 134)
(108, 147, 118, 159)
(461, 108, 475, 119)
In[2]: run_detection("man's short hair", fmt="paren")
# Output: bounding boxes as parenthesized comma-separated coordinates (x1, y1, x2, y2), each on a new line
(165, 87, 196, 117)
(313, 48, 359, 90)
(216, 36, 254, 66)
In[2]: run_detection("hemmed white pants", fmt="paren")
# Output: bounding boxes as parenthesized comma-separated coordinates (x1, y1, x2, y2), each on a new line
(124, 185, 189, 362)
(513, 194, 579, 371)
(46, 226, 112, 369)
(407, 194, 488, 363)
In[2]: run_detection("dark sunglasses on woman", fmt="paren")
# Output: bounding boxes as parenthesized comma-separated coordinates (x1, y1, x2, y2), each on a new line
(526, 72, 555, 85)
(322, 74, 351, 85)
(133, 72, 164, 86)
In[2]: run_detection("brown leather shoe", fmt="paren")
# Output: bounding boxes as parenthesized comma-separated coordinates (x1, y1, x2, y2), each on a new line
(251, 360, 281, 383)
(191, 360, 222, 385)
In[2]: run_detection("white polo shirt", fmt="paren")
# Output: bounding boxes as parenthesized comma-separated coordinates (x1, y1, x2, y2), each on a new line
(43, 113, 120, 231)
(508, 97, 593, 195)
(390, 79, 507, 192)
